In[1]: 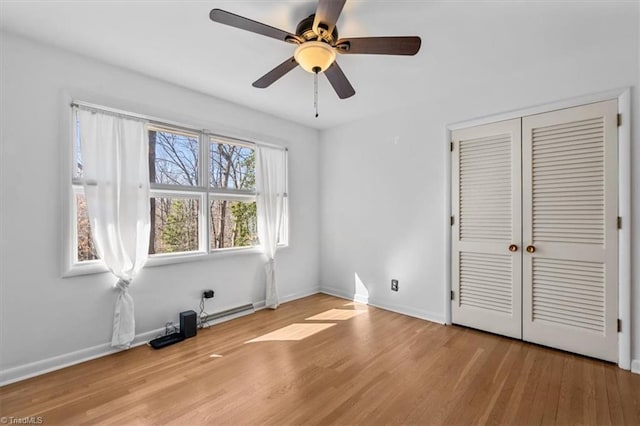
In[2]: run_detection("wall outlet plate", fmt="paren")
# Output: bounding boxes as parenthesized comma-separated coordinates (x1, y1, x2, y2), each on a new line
(391, 279, 399, 292)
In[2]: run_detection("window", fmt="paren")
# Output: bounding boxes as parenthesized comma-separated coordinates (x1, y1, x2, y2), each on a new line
(148, 126, 204, 256)
(209, 139, 259, 250)
(70, 106, 288, 270)
(75, 191, 98, 262)
(150, 196, 200, 254)
(73, 119, 99, 263)
(150, 127, 199, 186)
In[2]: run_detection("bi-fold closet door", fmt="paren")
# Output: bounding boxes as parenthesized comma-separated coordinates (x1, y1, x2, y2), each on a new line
(451, 119, 522, 339)
(451, 100, 618, 362)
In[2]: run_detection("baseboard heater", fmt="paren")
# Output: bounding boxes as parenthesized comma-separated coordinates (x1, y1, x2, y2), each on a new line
(200, 304, 255, 324)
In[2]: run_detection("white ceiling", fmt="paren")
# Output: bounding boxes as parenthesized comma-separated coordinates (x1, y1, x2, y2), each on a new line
(0, 1, 622, 129)
(0, 0, 444, 129)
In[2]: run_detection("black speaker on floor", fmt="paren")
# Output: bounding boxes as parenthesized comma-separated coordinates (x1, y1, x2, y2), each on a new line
(180, 310, 197, 339)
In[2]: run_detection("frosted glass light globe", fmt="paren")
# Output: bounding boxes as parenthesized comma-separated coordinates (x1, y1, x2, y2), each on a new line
(294, 41, 336, 73)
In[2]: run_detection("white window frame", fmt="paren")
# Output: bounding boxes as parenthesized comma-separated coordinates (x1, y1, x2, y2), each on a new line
(64, 104, 289, 276)
(148, 190, 208, 258)
(207, 135, 265, 253)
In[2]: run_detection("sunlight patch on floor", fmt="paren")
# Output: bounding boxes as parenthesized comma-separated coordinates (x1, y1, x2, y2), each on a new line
(343, 302, 368, 309)
(245, 323, 336, 343)
(305, 309, 366, 321)
(209, 354, 223, 358)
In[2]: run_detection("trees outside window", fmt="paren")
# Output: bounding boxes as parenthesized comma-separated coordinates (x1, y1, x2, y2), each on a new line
(148, 127, 201, 255)
(147, 128, 259, 255)
(76, 193, 97, 261)
(209, 140, 258, 250)
(72, 112, 279, 266)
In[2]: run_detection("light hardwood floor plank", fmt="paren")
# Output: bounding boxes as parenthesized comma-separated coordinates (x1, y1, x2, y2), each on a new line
(1, 293, 639, 425)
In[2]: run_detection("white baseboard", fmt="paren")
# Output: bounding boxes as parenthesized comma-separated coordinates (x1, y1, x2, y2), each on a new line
(0, 286, 322, 387)
(0, 327, 163, 387)
(366, 299, 446, 325)
(631, 360, 640, 374)
(253, 286, 321, 311)
(318, 285, 355, 301)
(353, 293, 369, 304)
(281, 286, 321, 304)
(320, 285, 446, 325)
(320, 285, 369, 306)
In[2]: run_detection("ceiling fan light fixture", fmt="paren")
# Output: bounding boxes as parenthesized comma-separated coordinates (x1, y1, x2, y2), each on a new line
(294, 41, 336, 73)
(210, 2, 420, 103)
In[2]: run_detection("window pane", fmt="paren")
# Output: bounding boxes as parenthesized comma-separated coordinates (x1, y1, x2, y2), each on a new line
(210, 199, 258, 250)
(149, 128, 199, 186)
(76, 193, 98, 261)
(210, 141, 255, 191)
(74, 116, 83, 179)
(278, 198, 288, 245)
(150, 197, 200, 254)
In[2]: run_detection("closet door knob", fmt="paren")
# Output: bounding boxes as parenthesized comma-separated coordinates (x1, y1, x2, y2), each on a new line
(508, 244, 518, 252)
(526, 245, 536, 253)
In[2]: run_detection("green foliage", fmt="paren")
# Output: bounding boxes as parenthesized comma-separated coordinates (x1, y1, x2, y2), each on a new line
(160, 199, 198, 252)
(231, 201, 257, 247)
(241, 150, 256, 190)
(232, 150, 257, 246)
(153, 142, 256, 252)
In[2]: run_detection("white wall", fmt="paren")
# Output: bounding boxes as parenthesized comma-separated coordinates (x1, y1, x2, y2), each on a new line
(1, 2, 639, 384)
(319, 1, 640, 353)
(632, 3, 640, 372)
(0, 33, 320, 381)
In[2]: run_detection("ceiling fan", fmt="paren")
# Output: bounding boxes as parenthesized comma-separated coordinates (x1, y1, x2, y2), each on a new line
(209, 0, 421, 116)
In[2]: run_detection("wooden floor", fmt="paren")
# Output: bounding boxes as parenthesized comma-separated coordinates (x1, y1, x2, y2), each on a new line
(2, 293, 640, 425)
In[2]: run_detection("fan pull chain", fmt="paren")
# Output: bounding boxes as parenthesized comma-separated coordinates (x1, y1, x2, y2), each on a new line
(313, 67, 320, 118)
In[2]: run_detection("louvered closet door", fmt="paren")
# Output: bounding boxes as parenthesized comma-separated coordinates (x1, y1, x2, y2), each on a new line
(452, 119, 522, 339)
(522, 100, 618, 362)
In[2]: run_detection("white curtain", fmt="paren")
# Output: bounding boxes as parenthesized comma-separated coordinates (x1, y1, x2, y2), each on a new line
(78, 109, 150, 348)
(256, 146, 287, 309)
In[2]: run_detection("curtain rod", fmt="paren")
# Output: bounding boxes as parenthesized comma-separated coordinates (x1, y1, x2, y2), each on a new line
(71, 100, 288, 152)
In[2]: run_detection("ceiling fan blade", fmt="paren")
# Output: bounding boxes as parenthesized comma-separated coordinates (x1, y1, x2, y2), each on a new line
(252, 57, 299, 88)
(336, 37, 421, 55)
(324, 62, 355, 99)
(210, 9, 300, 43)
(313, 0, 346, 37)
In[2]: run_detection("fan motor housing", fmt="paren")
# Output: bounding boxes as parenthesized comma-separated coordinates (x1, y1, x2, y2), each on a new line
(296, 14, 338, 44)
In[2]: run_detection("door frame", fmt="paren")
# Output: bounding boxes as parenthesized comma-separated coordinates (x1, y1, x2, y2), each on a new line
(444, 87, 632, 370)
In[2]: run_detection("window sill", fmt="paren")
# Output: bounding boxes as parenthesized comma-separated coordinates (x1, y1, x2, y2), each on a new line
(62, 260, 109, 278)
(63, 244, 289, 277)
(145, 247, 264, 268)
